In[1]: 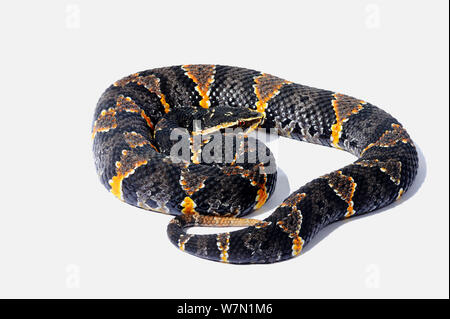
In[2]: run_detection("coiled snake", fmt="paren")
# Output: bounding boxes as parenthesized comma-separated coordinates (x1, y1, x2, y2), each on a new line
(92, 65, 418, 264)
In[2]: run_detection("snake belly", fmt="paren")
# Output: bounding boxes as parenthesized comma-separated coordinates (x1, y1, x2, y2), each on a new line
(92, 65, 418, 264)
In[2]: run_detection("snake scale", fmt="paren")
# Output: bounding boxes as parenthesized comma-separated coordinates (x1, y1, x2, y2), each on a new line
(92, 65, 418, 264)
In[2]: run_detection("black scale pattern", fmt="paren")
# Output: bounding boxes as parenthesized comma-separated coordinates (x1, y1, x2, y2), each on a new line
(92, 65, 418, 264)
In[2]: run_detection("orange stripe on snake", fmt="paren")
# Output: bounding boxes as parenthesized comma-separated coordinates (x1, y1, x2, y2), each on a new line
(123, 131, 158, 151)
(179, 168, 208, 196)
(217, 232, 231, 263)
(91, 108, 117, 139)
(221, 163, 269, 209)
(92, 95, 155, 139)
(178, 234, 193, 251)
(253, 73, 291, 116)
(330, 93, 366, 149)
(277, 193, 307, 256)
(109, 149, 148, 201)
(181, 196, 199, 216)
(182, 64, 216, 109)
(355, 159, 402, 185)
(323, 171, 357, 218)
(114, 73, 171, 114)
(361, 123, 413, 155)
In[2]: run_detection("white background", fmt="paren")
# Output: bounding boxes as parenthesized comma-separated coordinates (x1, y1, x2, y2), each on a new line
(0, 0, 448, 298)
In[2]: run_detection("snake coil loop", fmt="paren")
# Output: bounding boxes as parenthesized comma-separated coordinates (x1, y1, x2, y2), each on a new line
(92, 65, 418, 264)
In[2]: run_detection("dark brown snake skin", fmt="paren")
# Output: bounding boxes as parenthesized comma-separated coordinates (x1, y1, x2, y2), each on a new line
(92, 65, 418, 264)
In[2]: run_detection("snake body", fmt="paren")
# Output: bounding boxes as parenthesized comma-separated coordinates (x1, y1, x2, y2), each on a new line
(92, 65, 418, 264)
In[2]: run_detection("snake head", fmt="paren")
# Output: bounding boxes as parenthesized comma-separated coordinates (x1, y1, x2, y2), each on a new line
(154, 107, 264, 155)
(190, 107, 264, 135)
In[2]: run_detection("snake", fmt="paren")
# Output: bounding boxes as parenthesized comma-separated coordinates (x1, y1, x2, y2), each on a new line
(92, 65, 418, 264)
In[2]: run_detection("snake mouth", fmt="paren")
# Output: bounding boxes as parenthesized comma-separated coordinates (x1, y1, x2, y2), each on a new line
(195, 116, 263, 136)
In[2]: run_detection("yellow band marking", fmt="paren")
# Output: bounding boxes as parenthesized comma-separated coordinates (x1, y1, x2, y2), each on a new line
(253, 73, 290, 115)
(254, 164, 268, 209)
(109, 159, 148, 200)
(280, 193, 307, 208)
(178, 234, 193, 251)
(292, 236, 304, 256)
(114, 73, 171, 113)
(361, 123, 412, 155)
(181, 196, 198, 216)
(182, 65, 216, 109)
(277, 192, 306, 256)
(330, 93, 365, 149)
(140, 110, 154, 130)
(325, 170, 357, 218)
(396, 188, 404, 201)
(91, 108, 118, 139)
(217, 233, 230, 263)
(92, 96, 155, 139)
